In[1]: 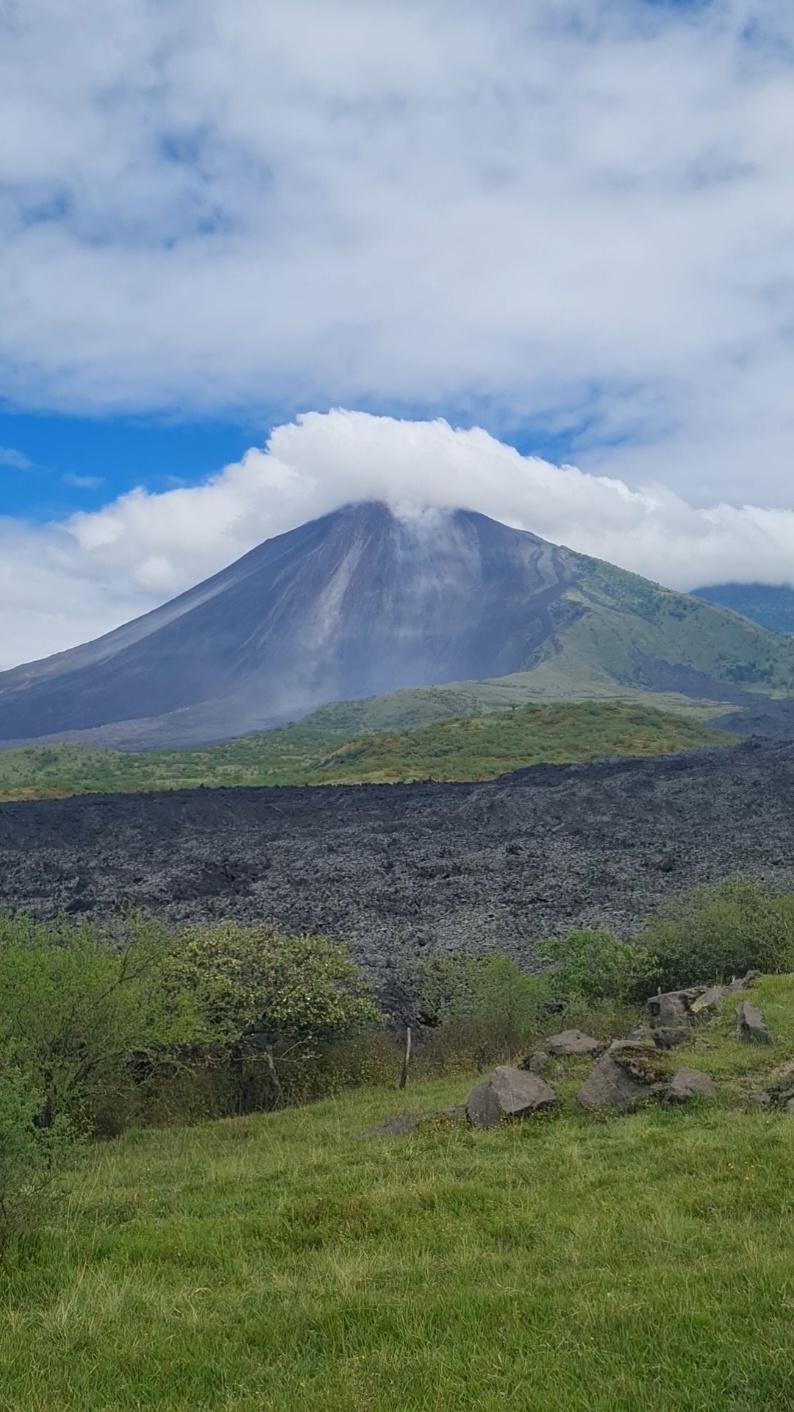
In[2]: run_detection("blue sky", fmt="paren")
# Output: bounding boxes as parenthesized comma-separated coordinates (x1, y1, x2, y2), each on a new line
(3, 0, 794, 666)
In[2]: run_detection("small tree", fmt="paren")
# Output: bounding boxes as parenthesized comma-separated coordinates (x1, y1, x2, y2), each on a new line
(180, 922, 381, 1107)
(0, 911, 197, 1129)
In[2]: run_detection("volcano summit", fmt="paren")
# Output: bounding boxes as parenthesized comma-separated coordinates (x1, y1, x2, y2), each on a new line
(1, 501, 793, 750)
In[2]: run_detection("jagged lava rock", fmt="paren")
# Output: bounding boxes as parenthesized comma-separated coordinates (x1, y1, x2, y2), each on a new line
(736, 1000, 772, 1044)
(544, 1029, 602, 1057)
(576, 1055, 654, 1111)
(665, 1068, 717, 1104)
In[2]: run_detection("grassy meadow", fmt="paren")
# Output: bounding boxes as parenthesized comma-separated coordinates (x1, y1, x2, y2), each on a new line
(0, 700, 735, 800)
(4, 975, 794, 1411)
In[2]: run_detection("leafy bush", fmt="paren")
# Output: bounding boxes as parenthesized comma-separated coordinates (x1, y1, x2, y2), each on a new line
(180, 922, 381, 1108)
(411, 953, 550, 1062)
(0, 911, 197, 1131)
(639, 876, 794, 992)
(539, 927, 656, 1005)
(0, 1051, 75, 1257)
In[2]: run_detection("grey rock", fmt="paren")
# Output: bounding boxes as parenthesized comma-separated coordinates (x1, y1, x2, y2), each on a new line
(784, 1097, 794, 1115)
(576, 1055, 654, 1111)
(727, 970, 761, 993)
(690, 984, 727, 1016)
(736, 1000, 772, 1044)
(519, 1051, 549, 1074)
(544, 1029, 602, 1057)
(747, 1091, 772, 1107)
(647, 988, 701, 1048)
(665, 1068, 717, 1104)
(466, 1082, 504, 1130)
(360, 1112, 418, 1139)
(490, 1066, 559, 1118)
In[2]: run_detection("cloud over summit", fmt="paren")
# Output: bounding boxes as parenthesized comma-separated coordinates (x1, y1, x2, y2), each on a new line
(4, 410, 794, 672)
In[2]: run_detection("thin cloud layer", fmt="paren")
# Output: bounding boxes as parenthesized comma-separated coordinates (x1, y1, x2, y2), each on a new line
(2, 3, 794, 502)
(3, 410, 794, 672)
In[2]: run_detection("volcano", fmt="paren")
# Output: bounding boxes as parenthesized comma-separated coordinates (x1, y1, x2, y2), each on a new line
(0, 503, 582, 748)
(2, 500, 794, 750)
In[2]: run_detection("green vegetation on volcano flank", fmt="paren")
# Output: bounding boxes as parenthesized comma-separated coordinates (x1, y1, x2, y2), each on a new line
(0, 700, 735, 799)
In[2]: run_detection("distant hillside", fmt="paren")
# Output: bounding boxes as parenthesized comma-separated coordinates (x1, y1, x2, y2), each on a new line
(1, 502, 793, 750)
(0, 701, 734, 801)
(693, 583, 794, 636)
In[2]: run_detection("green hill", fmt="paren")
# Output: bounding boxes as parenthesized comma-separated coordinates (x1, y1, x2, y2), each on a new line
(694, 582, 794, 636)
(0, 700, 735, 800)
(5, 973, 794, 1411)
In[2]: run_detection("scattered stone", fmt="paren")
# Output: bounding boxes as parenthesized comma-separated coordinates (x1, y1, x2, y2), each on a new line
(360, 1112, 419, 1139)
(490, 1066, 559, 1118)
(466, 1082, 504, 1130)
(576, 1054, 654, 1111)
(544, 1029, 602, 1057)
(665, 1068, 717, 1104)
(747, 1091, 772, 1108)
(690, 984, 727, 1017)
(647, 988, 701, 1048)
(727, 970, 761, 993)
(784, 1097, 794, 1115)
(736, 1000, 772, 1044)
(518, 1051, 549, 1074)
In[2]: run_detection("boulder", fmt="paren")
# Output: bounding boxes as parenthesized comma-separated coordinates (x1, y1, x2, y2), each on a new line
(747, 1091, 772, 1108)
(466, 1082, 503, 1130)
(490, 1066, 559, 1118)
(608, 1039, 671, 1085)
(736, 1000, 772, 1044)
(576, 1054, 653, 1111)
(544, 1029, 602, 1057)
(690, 984, 727, 1017)
(466, 1067, 558, 1128)
(519, 1051, 549, 1074)
(647, 989, 700, 1048)
(665, 1068, 717, 1104)
(727, 970, 761, 993)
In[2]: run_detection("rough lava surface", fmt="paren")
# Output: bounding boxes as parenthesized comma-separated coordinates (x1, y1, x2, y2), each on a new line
(2, 738, 794, 1010)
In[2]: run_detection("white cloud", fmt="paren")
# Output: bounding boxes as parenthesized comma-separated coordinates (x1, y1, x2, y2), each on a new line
(2, 3, 794, 502)
(4, 409, 794, 671)
(0, 447, 32, 469)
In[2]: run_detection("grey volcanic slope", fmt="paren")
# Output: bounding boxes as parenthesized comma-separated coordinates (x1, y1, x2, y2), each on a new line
(0, 503, 579, 750)
(1, 739, 793, 1008)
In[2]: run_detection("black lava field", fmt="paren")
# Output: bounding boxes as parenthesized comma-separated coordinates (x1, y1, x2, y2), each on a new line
(3, 738, 794, 1001)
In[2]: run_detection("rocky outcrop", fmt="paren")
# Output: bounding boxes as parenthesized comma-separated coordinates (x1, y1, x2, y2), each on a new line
(466, 1067, 558, 1128)
(544, 1029, 602, 1057)
(665, 1068, 717, 1104)
(736, 1000, 772, 1044)
(576, 1054, 654, 1111)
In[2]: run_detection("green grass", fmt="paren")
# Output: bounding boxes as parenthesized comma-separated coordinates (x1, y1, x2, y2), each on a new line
(5, 977, 794, 1409)
(0, 701, 735, 800)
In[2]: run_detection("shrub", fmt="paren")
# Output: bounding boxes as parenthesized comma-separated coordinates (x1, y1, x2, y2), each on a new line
(0, 1051, 75, 1257)
(640, 876, 794, 992)
(180, 922, 382, 1108)
(539, 928, 656, 1005)
(411, 952, 550, 1062)
(0, 911, 197, 1131)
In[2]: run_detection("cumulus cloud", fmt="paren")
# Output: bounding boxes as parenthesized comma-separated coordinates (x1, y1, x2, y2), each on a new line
(4, 409, 794, 671)
(2, 2, 794, 502)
